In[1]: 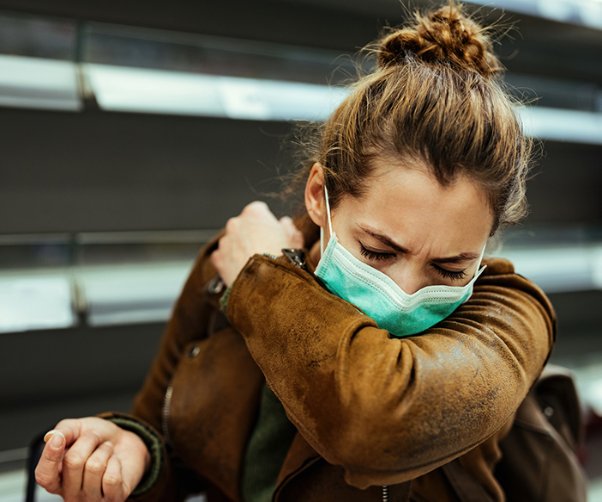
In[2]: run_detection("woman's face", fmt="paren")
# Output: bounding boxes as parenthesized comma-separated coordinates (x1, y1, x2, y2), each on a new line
(305, 159, 494, 294)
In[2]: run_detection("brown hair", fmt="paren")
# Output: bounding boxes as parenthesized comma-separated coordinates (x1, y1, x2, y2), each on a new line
(290, 1, 533, 234)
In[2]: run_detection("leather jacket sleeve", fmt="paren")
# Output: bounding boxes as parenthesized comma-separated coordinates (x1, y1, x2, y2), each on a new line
(224, 253, 556, 489)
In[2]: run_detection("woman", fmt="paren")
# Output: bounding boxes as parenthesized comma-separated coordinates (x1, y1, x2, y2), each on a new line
(35, 3, 556, 501)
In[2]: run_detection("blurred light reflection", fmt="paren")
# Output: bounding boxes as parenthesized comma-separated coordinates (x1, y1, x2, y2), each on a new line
(0, 55, 81, 111)
(468, 0, 602, 30)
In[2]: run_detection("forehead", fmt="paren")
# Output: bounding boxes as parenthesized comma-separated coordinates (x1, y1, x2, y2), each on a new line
(342, 161, 493, 253)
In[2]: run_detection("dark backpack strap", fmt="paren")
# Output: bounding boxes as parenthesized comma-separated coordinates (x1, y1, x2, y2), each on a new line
(25, 430, 47, 502)
(443, 364, 587, 502)
(495, 365, 587, 502)
(535, 364, 583, 450)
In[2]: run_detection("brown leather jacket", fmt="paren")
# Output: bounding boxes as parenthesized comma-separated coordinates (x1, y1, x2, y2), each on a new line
(101, 216, 556, 501)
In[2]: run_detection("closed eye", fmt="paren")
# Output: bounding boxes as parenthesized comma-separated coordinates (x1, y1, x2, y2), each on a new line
(433, 265, 467, 281)
(359, 242, 395, 262)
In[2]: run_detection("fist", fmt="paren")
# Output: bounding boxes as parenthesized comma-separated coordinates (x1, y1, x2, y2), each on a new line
(35, 417, 150, 502)
(210, 201, 304, 286)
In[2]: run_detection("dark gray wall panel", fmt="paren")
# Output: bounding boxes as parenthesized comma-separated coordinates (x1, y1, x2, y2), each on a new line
(0, 108, 297, 233)
(525, 141, 602, 225)
(0, 0, 382, 53)
(0, 322, 165, 452)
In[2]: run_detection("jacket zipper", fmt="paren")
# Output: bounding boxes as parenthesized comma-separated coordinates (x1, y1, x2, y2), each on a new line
(162, 384, 173, 444)
(382, 484, 389, 501)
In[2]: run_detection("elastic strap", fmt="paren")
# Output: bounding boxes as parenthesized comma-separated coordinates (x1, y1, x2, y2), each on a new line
(472, 242, 488, 279)
(320, 185, 334, 255)
(324, 186, 333, 235)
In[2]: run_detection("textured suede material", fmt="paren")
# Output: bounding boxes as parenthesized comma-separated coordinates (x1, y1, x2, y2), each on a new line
(226, 254, 555, 490)
(100, 216, 555, 501)
(168, 327, 264, 501)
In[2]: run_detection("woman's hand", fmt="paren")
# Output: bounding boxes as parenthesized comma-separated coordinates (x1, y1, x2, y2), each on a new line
(211, 201, 304, 286)
(35, 417, 150, 502)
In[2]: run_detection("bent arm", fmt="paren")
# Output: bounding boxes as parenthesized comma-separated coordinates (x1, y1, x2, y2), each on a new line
(225, 254, 556, 488)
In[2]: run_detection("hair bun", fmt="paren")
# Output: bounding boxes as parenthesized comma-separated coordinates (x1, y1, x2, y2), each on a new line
(377, 4, 502, 78)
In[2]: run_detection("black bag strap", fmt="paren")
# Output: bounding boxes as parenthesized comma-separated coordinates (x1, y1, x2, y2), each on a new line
(25, 430, 47, 502)
(443, 364, 586, 502)
(535, 364, 583, 450)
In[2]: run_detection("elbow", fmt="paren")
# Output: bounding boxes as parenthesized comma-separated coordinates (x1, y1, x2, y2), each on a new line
(315, 386, 503, 487)
(320, 405, 417, 476)
(322, 416, 446, 489)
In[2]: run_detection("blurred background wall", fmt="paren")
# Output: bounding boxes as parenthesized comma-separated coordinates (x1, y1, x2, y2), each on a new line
(0, 0, 601, 499)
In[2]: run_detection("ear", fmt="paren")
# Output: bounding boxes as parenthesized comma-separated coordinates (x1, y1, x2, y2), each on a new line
(304, 163, 326, 228)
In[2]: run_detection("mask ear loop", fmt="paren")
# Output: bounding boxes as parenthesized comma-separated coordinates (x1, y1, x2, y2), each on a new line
(474, 242, 488, 278)
(320, 185, 334, 255)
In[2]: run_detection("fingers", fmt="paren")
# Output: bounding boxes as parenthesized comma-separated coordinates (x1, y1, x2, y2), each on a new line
(280, 216, 305, 249)
(225, 216, 240, 233)
(241, 200, 273, 218)
(229, 202, 277, 232)
(35, 431, 66, 494)
(290, 230, 305, 249)
(49, 418, 81, 447)
(102, 455, 126, 502)
(36, 418, 125, 500)
(82, 441, 114, 499)
(62, 431, 102, 500)
(279, 215, 293, 228)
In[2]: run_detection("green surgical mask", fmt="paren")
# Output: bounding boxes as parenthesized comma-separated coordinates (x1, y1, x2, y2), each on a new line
(314, 187, 486, 337)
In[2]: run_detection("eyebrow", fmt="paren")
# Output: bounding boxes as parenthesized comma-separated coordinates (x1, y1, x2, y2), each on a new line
(359, 225, 479, 264)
